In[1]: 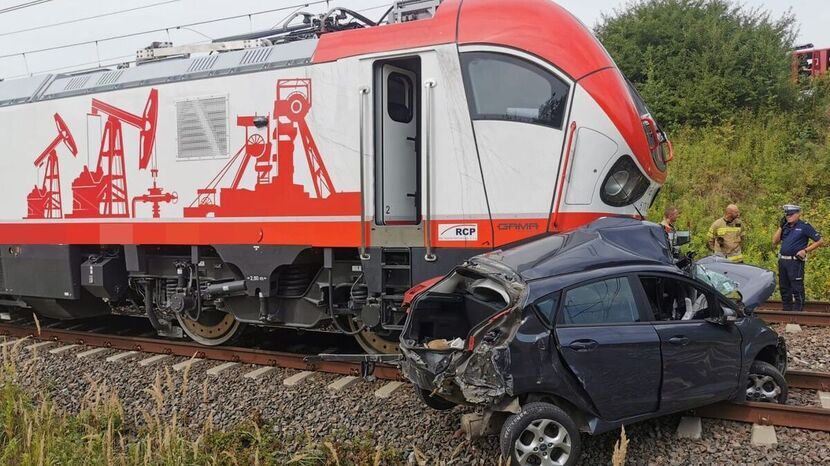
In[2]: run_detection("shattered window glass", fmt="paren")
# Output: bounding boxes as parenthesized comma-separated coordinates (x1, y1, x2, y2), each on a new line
(561, 277, 640, 325)
(692, 264, 741, 300)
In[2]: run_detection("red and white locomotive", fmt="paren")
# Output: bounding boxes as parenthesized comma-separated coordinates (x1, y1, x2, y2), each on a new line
(0, 0, 671, 352)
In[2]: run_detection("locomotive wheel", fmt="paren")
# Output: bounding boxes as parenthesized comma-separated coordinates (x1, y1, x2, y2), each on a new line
(176, 310, 244, 346)
(347, 318, 400, 354)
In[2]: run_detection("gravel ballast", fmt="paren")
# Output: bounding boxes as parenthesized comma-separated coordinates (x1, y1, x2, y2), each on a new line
(5, 328, 830, 465)
(774, 324, 830, 371)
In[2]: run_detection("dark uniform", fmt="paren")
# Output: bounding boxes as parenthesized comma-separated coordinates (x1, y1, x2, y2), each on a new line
(778, 220, 821, 311)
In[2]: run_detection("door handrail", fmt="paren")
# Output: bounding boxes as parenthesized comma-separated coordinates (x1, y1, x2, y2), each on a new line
(423, 79, 437, 262)
(358, 86, 371, 261)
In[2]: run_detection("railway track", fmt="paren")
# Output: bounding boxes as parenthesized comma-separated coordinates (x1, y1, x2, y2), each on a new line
(0, 318, 402, 381)
(1, 312, 828, 433)
(755, 300, 830, 327)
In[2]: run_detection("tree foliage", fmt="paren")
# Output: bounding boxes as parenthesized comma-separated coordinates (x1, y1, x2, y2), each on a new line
(595, 0, 798, 127)
(648, 76, 830, 299)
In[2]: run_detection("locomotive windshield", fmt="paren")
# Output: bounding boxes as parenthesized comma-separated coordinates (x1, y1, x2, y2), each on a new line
(460, 52, 570, 129)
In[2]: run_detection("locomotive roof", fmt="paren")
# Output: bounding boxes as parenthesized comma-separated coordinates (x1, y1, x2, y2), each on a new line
(0, 0, 618, 109)
(0, 38, 317, 107)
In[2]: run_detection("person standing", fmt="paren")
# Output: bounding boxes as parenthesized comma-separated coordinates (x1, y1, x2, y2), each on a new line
(773, 204, 824, 312)
(661, 206, 679, 233)
(707, 204, 745, 262)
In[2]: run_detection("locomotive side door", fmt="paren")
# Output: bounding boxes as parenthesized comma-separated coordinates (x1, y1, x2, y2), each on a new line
(376, 62, 420, 225)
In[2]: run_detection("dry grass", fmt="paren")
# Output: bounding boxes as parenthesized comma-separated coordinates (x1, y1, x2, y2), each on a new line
(0, 341, 402, 465)
(612, 425, 629, 466)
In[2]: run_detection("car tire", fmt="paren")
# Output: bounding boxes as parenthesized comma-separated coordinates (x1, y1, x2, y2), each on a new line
(414, 386, 457, 411)
(746, 360, 788, 404)
(500, 402, 581, 466)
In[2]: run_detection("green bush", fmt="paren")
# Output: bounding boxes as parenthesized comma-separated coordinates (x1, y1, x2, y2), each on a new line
(596, 0, 797, 128)
(649, 77, 830, 299)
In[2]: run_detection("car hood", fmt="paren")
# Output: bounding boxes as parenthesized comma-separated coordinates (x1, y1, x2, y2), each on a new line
(694, 256, 776, 311)
(472, 217, 673, 280)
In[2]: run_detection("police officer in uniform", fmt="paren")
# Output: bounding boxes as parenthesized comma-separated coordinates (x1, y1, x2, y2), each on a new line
(773, 204, 824, 312)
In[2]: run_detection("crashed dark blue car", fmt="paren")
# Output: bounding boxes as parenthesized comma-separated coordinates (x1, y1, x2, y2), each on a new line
(400, 218, 786, 466)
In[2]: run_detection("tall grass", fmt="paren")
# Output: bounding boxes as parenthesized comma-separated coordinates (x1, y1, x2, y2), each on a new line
(651, 81, 830, 300)
(0, 341, 399, 465)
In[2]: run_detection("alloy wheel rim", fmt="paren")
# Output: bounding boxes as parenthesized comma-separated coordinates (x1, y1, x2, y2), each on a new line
(514, 418, 571, 466)
(746, 374, 781, 402)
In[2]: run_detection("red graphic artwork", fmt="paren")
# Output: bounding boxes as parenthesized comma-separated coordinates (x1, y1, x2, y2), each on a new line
(184, 78, 360, 217)
(68, 88, 174, 218)
(26, 114, 78, 219)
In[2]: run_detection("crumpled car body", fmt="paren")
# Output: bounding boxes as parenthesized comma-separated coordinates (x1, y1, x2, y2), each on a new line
(400, 217, 785, 434)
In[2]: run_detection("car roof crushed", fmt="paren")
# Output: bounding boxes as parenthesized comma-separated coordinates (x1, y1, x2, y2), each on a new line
(473, 217, 674, 280)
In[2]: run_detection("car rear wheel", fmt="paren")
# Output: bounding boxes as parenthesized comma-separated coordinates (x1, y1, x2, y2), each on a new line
(500, 402, 581, 466)
(414, 386, 457, 411)
(746, 360, 788, 403)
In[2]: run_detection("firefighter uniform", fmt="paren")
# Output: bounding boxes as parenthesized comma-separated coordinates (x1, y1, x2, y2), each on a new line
(778, 219, 822, 312)
(707, 217, 745, 262)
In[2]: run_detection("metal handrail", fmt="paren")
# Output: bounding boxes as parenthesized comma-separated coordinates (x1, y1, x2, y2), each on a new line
(423, 79, 437, 262)
(358, 86, 371, 261)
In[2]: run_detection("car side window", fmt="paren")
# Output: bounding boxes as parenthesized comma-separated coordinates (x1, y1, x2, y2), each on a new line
(639, 275, 714, 321)
(559, 277, 641, 325)
(533, 293, 560, 324)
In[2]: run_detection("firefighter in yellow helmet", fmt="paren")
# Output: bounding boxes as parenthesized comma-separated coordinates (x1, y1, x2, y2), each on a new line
(707, 204, 744, 262)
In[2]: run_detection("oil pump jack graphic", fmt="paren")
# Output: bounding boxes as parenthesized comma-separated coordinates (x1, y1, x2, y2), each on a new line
(184, 79, 360, 218)
(26, 114, 78, 219)
(68, 89, 175, 218)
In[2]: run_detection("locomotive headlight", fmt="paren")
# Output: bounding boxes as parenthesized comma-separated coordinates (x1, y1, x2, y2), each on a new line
(600, 155, 650, 207)
(603, 170, 630, 197)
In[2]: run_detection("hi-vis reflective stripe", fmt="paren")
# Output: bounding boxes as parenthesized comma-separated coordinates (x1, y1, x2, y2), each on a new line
(716, 227, 742, 235)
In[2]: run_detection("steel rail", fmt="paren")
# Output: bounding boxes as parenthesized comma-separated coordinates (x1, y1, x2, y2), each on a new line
(786, 370, 830, 391)
(695, 371, 830, 431)
(759, 301, 830, 314)
(0, 322, 403, 381)
(694, 401, 830, 432)
(753, 309, 830, 327)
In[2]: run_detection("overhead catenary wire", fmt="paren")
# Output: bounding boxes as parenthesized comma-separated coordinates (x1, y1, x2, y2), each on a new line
(0, 0, 53, 15)
(1, 1, 394, 79)
(0, 1, 331, 60)
(0, 0, 181, 38)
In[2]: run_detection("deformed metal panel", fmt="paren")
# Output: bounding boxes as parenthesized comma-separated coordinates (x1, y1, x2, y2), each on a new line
(35, 39, 318, 102)
(0, 74, 53, 107)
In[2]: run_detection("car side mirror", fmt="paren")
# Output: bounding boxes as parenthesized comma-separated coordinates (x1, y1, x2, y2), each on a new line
(674, 231, 691, 246)
(707, 307, 737, 326)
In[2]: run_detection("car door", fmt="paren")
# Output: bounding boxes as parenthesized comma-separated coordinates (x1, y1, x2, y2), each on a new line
(639, 274, 742, 413)
(554, 275, 662, 420)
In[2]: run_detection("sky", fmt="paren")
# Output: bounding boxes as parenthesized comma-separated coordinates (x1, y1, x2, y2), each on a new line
(0, 0, 827, 81)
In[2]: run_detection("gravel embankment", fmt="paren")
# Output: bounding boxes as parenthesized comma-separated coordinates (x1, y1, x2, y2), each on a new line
(773, 324, 830, 372)
(7, 329, 830, 465)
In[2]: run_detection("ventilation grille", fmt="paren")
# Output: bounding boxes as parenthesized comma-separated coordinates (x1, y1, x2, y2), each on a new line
(65, 75, 91, 91)
(240, 48, 272, 65)
(176, 96, 229, 160)
(187, 55, 219, 73)
(96, 70, 124, 86)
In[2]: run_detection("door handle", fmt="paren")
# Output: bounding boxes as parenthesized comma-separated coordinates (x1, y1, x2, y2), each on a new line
(668, 336, 690, 346)
(568, 339, 598, 351)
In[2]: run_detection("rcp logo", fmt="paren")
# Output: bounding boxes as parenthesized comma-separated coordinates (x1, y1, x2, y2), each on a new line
(439, 223, 478, 241)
